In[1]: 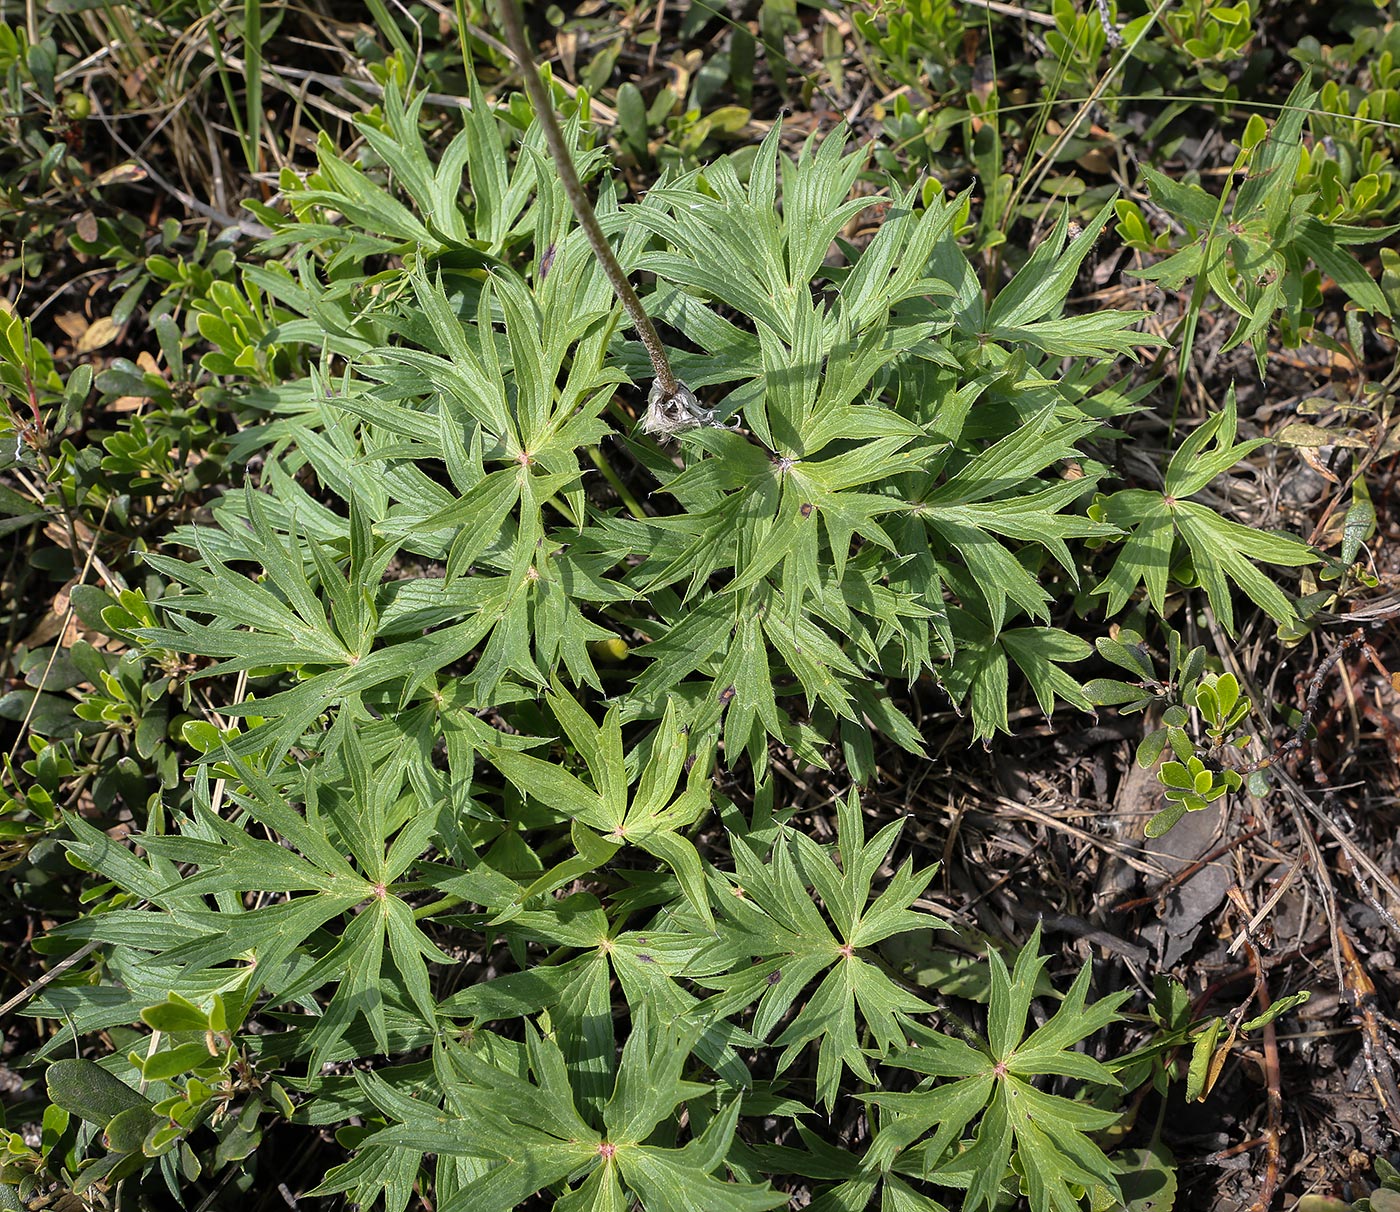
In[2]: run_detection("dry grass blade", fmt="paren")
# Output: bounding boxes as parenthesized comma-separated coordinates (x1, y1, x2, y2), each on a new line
(1243, 940, 1283, 1212)
(996, 796, 1167, 877)
(1227, 848, 1310, 957)
(1336, 923, 1400, 1134)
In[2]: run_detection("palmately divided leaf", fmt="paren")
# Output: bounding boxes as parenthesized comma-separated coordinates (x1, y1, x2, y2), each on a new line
(876, 926, 1129, 1212)
(697, 791, 943, 1108)
(1093, 386, 1316, 632)
(321, 1013, 780, 1212)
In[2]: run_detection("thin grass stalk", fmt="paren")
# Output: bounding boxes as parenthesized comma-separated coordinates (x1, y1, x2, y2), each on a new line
(493, 0, 679, 401)
(243, 0, 262, 175)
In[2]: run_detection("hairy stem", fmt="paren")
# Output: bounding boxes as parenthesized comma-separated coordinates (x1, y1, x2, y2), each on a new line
(495, 0, 678, 398)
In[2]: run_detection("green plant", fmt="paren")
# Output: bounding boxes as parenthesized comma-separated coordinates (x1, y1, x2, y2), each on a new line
(0, 243, 244, 886)
(1115, 78, 1397, 377)
(2, 998, 293, 1204)
(1090, 385, 1317, 638)
(0, 21, 90, 279)
(1110, 972, 1309, 1128)
(4, 3, 1375, 1205)
(66, 214, 242, 333)
(1154, 0, 1256, 95)
(0, 75, 1175, 1205)
(126, 75, 1221, 758)
(1086, 628, 1267, 836)
(1292, 21, 1400, 224)
(0, 736, 69, 870)
(854, 0, 965, 93)
(870, 924, 1132, 1212)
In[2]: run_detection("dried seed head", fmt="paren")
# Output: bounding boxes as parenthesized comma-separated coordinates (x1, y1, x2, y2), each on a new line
(641, 379, 720, 438)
